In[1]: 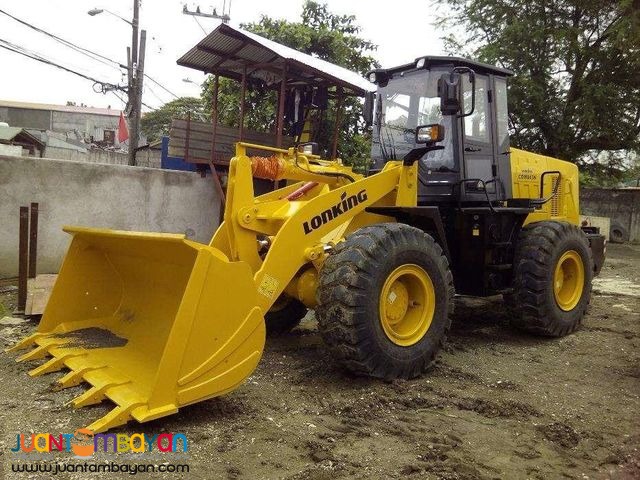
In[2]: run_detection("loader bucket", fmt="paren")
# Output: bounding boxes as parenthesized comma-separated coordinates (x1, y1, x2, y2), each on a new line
(8, 226, 265, 432)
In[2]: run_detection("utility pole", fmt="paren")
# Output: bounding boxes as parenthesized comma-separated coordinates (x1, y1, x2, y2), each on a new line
(128, 0, 143, 166)
(88, 2, 145, 166)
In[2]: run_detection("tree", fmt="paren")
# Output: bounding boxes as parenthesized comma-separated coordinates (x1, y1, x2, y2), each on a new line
(436, 0, 640, 164)
(140, 97, 207, 143)
(201, 0, 379, 170)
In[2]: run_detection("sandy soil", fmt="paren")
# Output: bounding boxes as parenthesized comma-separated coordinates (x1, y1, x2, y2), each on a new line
(0, 244, 638, 479)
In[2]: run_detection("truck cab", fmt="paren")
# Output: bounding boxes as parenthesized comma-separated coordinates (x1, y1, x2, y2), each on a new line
(368, 56, 513, 206)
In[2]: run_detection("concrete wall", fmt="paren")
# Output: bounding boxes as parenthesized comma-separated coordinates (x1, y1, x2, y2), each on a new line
(580, 188, 640, 243)
(42, 147, 161, 168)
(0, 106, 120, 139)
(0, 155, 220, 278)
(0, 144, 23, 156)
(0, 107, 51, 131)
(52, 110, 119, 139)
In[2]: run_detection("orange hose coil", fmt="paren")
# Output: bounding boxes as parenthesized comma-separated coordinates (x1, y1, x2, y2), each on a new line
(250, 156, 285, 180)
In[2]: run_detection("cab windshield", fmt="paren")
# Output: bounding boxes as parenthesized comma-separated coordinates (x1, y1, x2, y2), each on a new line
(373, 69, 454, 171)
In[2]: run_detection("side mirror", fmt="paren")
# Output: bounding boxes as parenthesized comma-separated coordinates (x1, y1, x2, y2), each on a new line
(363, 91, 374, 126)
(457, 69, 476, 118)
(438, 73, 461, 115)
(415, 124, 445, 144)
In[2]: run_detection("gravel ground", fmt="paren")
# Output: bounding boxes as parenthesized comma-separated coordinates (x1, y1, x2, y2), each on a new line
(0, 243, 638, 480)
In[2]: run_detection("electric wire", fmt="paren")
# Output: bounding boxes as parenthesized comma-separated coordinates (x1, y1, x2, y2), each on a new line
(0, 38, 124, 93)
(192, 16, 208, 35)
(144, 74, 180, 99)
(145, 84, 166, 106)
(1, 8, 180, 103)
(0, 8, 124, 72)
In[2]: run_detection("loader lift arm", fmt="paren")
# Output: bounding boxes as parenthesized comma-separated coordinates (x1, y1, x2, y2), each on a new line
(213, 142, 419, 314)
(8, 141, 418, 433)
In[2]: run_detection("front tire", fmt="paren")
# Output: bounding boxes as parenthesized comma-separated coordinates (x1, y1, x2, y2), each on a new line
(316, 223, 454, 379)
(511, 221, 593, 336)
(265, 296, 307, 334)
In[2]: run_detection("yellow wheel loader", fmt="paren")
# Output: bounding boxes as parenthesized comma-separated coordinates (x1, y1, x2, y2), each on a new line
(9, 56, 605, 432)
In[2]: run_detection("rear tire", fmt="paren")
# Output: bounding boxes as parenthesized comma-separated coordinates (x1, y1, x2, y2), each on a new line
(511, 221, 593, 336)
(265, 296, 307, 335)
(316, 223, 454, 380)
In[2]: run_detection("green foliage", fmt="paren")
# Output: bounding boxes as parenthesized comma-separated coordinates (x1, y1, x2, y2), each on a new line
(140, 97, 207, 142)
(202, 78, 277, 132)
(579, 151, 640, 186)
(437, 0, 640, 164)
(201, 0, 379, 170)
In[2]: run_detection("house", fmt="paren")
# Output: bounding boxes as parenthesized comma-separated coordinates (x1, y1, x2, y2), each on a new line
(0, 125, 45, 157)
(0, 99, 123, 146)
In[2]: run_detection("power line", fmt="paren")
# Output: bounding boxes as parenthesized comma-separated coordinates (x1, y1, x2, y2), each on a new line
(144, 74, 179, 99)
(110, 90, 128, 107)
(145, 84, 165, 105)
(192, 16, 208, 35)
(1, 8, 180, 103)
(112, 89, 156, 112)
(0, 38, 125, 93)
(0, 7, 125, 72)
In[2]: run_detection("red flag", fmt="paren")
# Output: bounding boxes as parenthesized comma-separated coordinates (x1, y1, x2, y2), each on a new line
(117, 112, 129, 143)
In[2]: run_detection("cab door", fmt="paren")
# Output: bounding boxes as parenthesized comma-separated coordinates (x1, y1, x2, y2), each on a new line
(460, 74, 497, 200)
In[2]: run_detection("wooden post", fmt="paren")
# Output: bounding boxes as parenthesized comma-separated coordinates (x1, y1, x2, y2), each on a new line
(331, 88, 344, 159)
(276, 62, 287, 148)
(209, 75, 220, 165)
(185, 111, 191, 163)
(28, 202, 38, 279)
(17, 206, 29, 314)
(208, 75, 226, 223)
(239, 65, 247, 142)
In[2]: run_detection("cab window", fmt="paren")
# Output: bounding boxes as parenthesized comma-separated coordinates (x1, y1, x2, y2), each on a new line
(462, 75, 490, 144)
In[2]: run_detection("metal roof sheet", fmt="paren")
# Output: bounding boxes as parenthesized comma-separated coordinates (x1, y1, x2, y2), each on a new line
(0, 99, 122, 117)
(177, 23, 374, 95)
(369, 56, 514, 78)
(0, 126, 45, 146)
(0, 126, 22, 141)
(45, 136, 88, 152)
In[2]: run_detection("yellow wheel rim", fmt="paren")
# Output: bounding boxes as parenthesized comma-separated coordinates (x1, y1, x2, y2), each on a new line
(553, 250, 585, 311)
(379, 264, 435, 346)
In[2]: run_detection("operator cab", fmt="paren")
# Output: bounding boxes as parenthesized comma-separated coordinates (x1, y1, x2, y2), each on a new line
(366, 56, 513, 206)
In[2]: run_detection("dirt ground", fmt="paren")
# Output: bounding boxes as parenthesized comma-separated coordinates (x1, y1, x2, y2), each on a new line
(0, 243, 638, 480)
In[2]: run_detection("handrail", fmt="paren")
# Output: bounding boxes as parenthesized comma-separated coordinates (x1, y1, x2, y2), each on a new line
(532, 170, 562, 206)
(236, 142, 290, 156)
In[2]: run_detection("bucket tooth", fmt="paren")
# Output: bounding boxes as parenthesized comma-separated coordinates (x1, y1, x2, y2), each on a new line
(17, 344, 52, 363)
(16, 337, 70, 363)
(86, 403, 143, 434)
(9, 229, 268, 432)
(70, 381, 129, 408)
(55, 366, 105, 390)
(6, 333, 46, 353)
(29, 354, 83, 377)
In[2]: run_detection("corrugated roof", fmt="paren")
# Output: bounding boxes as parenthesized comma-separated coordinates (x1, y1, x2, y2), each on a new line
(0, 126, 45, 146)
(45, 135, 88, 152)
(0, 99, 121, 117)
(177, 23, 374, 95)
(0, 126, 22, 141)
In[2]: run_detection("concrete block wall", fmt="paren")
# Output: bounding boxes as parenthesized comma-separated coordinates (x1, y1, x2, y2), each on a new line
(0, 155, 220, 278)
(51, 111, 118, 136)
(43, 148, 161, 168)
(580, 188, 640, 243)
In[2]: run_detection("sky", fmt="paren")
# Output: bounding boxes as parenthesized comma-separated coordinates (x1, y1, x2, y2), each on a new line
(0, 0, 446, 111)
